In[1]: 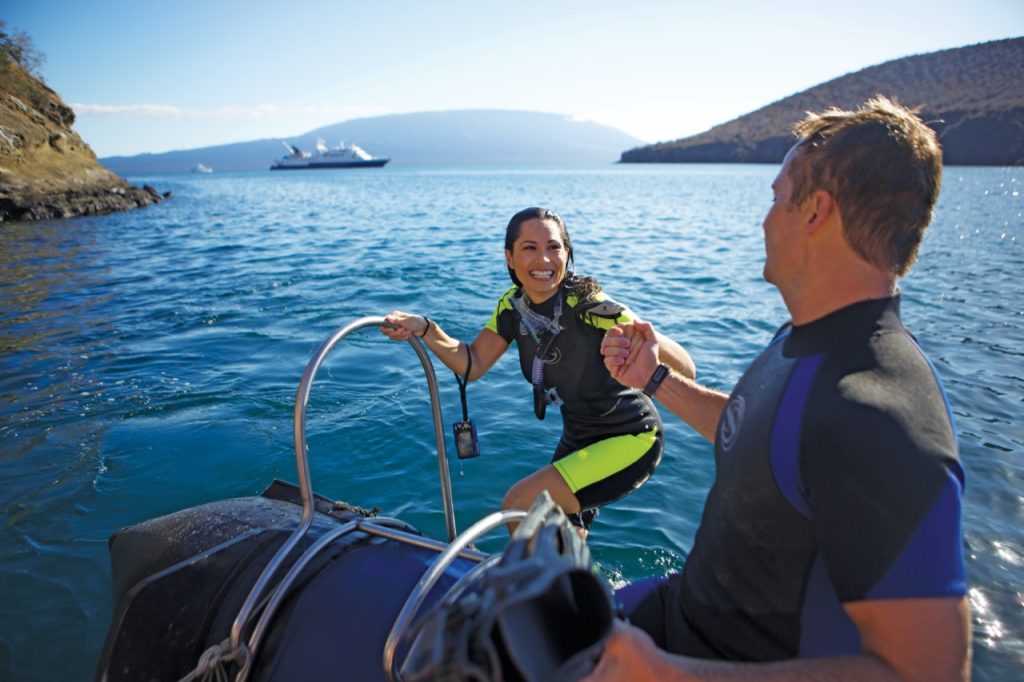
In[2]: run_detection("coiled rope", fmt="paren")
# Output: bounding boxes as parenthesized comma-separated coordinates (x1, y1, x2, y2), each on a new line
(177, 638, 252, 682)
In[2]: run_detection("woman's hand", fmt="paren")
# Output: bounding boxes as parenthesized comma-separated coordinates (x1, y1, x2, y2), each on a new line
(381, 310, 429, 341)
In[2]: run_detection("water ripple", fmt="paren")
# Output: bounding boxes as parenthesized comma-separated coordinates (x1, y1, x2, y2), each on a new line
(0, 165, 1020, 680)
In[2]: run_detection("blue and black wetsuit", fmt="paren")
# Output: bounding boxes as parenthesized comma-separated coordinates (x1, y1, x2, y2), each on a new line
(628, 296, 965, 660)
(486, 283, 663, 522)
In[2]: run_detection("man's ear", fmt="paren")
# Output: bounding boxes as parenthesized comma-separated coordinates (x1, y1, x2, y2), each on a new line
(805, 190, 834, 231)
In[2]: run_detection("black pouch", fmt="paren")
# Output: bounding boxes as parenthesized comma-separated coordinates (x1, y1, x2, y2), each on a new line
(533, 380, 547, 421)
(453, 419, 480, 459)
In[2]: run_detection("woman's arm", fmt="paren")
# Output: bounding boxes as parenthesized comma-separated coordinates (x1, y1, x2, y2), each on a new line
(655, 331, 696, 379)
(603, 321, 726, 443)
(381, 311, 508, 381)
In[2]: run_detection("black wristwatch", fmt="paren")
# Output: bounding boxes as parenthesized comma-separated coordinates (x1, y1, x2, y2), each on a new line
(643, 363, 670, 397)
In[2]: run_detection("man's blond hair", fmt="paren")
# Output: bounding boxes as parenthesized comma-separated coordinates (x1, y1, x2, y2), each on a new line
(788, 96, 943, 276)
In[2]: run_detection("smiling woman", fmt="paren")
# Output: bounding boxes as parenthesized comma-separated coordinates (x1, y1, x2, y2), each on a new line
(382, 207, 697, 537)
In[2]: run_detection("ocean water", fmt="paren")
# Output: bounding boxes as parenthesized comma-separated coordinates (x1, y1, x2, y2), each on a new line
(0, 163, 1020, 680)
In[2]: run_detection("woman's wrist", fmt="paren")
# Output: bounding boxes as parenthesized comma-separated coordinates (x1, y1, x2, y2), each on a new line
(417, 316, 433, 338)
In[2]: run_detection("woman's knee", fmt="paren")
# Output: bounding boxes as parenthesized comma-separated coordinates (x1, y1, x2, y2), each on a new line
(502, 478, 533, 511)
(503, 468, 580, 515)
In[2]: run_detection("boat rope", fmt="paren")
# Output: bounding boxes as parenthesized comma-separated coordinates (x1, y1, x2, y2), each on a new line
(332, 499, 381, 516)
(177, 638, 251, 682)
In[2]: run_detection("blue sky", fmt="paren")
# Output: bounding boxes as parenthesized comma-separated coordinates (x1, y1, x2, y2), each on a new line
(4, 1, 1022, 157)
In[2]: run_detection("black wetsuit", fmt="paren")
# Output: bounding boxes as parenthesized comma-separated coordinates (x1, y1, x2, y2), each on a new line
(486, 284, 663, 512)
(629, 296, 966, 660)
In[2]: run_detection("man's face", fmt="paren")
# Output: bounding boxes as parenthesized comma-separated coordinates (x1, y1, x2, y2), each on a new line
(762, 148, 805, 287)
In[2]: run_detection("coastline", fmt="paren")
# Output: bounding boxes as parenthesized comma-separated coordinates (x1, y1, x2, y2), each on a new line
(0, 180, 168, 222)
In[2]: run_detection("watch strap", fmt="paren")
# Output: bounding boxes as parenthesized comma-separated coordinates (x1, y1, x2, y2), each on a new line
(643, 363, 670, 397)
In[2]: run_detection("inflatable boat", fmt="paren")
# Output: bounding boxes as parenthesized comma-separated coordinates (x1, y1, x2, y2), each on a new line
(96, 317, 615, 682)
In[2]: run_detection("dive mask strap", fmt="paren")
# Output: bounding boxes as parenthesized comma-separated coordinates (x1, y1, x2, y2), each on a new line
(531, 328, 561, 421)
(512, 290, 563, 341)
(523, 291, 564, 422)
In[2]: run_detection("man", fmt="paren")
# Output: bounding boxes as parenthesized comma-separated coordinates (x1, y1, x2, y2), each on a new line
(590, 97, 970, 681)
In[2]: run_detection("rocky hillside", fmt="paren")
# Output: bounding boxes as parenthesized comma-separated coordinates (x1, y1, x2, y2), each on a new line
(0, 48, 165, 222)
(622, 37, 1024, 166)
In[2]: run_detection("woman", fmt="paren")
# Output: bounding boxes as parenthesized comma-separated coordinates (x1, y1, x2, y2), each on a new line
(382, 207, 695, 534)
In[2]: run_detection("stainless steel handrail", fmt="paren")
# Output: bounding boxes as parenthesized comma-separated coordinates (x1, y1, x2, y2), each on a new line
(236, 519, 359, 681)
(238, 516, 490, 680)
(293, 316, 458, 541)
(229, 316, 459, 677)
(243, 517, 488, 664)
(383, 509, 528, 682)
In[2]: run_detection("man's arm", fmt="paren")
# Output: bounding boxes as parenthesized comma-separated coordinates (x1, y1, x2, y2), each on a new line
(845, 596, 971, 682)
(587, 596, 970, 681)
(602, 321, 727, 443)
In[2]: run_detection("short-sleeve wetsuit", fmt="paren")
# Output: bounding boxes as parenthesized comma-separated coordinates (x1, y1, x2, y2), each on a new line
(627, 296, 966, 660)
(485, 283, 663, 517)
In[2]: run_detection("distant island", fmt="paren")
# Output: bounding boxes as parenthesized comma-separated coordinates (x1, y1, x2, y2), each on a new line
(0, 24, 165, 222)
(621, 37, 1024, 166)
(98, 111, 647, 175)
(6, 28, 1017, 217)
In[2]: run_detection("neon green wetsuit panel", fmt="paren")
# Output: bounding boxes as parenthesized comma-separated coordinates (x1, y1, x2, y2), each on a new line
(553, 428, 659, 493)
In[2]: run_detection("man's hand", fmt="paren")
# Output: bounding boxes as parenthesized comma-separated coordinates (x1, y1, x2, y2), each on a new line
(584, 621, 669, 682)
(601, 320, 660, 390)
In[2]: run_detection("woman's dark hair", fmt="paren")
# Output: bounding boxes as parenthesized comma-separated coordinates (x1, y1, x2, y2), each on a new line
(505, 207, 601, 301)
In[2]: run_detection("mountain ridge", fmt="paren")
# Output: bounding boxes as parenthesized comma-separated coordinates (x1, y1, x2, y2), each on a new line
(99, 110, 646, 174)
(621, 37, 1024, 165)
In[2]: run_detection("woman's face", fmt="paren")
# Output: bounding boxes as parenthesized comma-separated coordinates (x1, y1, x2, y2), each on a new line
(505, 218, 569, 303)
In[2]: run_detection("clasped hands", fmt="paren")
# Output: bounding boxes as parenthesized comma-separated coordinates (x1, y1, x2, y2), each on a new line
(600, 320, 661, 390)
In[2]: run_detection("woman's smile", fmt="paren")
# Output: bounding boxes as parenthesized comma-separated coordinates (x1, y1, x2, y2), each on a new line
(506, 218, 568, 302)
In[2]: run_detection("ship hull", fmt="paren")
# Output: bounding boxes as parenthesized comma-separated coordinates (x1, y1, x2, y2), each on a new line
(270, 159, 389, 170)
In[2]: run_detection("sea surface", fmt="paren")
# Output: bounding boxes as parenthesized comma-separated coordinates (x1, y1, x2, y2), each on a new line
(0, 164, 1020, 680)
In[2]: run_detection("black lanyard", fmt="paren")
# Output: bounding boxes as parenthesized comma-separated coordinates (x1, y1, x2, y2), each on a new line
(452, 346, 480, 459)
(455, 346, 472, 422)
